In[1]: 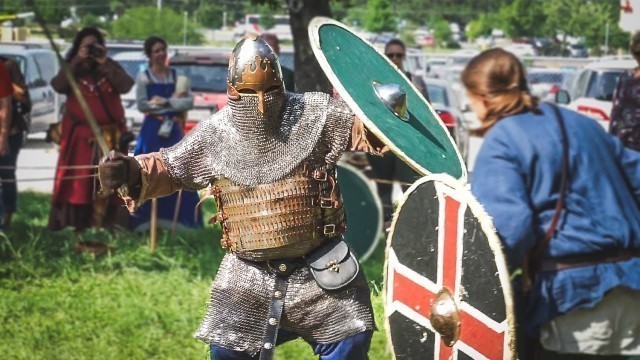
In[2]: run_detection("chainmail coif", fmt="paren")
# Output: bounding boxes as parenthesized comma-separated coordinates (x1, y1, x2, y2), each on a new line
(160, 91, 335, 187)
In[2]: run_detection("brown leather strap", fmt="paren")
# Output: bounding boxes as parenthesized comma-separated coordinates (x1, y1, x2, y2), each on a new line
(539, 249, 640, 272)
(523, 104, 570, 292)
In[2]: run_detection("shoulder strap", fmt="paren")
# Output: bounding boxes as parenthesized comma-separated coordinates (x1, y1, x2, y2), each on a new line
(523, 104, 570, 292)
(145, 70, 154, 84)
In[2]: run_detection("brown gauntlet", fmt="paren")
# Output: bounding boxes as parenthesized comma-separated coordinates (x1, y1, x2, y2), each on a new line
(98, 150, 142, 197)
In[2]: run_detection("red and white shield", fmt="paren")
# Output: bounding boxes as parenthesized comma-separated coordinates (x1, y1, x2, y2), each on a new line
(385, 175, 515, 359)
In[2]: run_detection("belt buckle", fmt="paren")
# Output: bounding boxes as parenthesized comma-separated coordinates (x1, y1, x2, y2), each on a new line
(323, 224, 336, 235)
(313, 170, 328, 182)
(319, 197, 334, 208)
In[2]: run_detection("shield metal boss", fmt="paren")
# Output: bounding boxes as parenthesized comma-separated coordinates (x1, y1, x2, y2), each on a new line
(309, 17, 466, 182)
(337, 162, 382, 261)
(385, 175, 515, 359)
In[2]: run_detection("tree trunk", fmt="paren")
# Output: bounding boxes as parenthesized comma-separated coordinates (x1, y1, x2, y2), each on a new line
(287, 0, 332, 93)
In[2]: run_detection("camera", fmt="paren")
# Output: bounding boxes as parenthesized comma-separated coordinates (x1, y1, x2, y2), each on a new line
(87, 43, 104, 58)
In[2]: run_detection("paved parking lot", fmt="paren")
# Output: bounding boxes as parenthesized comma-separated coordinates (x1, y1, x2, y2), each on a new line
(16, 133, 58, 194)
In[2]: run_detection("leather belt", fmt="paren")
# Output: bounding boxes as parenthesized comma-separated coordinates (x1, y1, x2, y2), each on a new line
(539, 249, 640, 272)
(255, 258, 303, 360)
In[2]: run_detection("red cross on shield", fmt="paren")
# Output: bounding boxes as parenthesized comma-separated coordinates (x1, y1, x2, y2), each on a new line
(385, 176, 515, 359)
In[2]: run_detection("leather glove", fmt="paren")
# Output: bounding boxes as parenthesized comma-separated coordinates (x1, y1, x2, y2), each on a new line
(98, 150, 141, 195)
(118, 131, 136, 154)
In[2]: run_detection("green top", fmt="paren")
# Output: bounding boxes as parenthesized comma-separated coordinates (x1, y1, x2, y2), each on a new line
(317, 23, 465, 181)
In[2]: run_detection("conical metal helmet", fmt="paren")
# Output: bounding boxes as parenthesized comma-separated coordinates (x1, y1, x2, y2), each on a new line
(227, 34, 285, 113)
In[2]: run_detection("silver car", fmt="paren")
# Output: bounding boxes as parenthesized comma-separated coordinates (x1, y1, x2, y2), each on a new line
(0, 44, 60, 133)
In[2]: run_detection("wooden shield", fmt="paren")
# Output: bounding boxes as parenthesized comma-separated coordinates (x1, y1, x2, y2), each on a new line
(309, 17, 466, 182)
(337, 162, 382, 261)
(385, 175, 515, 359)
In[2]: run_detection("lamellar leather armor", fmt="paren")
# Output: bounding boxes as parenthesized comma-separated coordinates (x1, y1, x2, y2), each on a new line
(159, 92, 354, 260)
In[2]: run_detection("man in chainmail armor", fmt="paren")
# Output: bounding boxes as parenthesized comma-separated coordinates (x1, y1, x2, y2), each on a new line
(98, 35, 386, 360)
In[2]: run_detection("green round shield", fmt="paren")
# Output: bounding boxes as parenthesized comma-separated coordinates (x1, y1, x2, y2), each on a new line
(337, 162, 382, 262)
(309, 17, 466, 182)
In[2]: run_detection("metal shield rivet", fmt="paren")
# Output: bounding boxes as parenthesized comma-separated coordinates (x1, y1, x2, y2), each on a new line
(263, 342, 273, 349)
(278, 264, 287, 272)
(372, 81, 409, 121)
(268, 317, 277, 325)
(274, 291, 283, 299)
(429, 287, 461, 347)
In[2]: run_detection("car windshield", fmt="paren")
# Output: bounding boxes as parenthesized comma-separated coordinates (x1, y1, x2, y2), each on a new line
(585, 70, 623, 101)
(427, 84, 449, 107)
(172, 64, 228, 93)
(117, 59, 147, 79)
(527, 72, 564, 85)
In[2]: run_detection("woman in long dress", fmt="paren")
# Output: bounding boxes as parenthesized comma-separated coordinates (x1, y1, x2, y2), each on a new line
(130, 36, 202, 231)
(48, 27, 133, 232)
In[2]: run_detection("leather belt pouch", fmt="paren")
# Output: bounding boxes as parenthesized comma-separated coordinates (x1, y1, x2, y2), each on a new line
(305, 237, 359, 291)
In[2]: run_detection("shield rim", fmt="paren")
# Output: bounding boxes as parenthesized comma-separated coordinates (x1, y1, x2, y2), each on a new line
(383, 174, 516, 359)
(337, 161, 383, 262)
(308, 16, 468, 183)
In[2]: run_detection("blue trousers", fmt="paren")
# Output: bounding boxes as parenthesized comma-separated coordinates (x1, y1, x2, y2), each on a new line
(210, 330, 372, 360)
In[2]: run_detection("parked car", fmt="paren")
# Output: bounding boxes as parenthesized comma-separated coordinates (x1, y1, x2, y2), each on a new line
(527, 68, 576, 102)
(565, 43, 588, 58)
(424, 56, 448, 79)
(556, 59, 636, 129)
(444, 50, 480, 112)
(234, 14, 293, 41)
(112, 51, 148, 134)
(0, 44, 60, 133)
(425, 78, 469, 163)
(169, 51, 230, 133)
(105, 40, 145, 58)
(404, 48, 427, 79)
(503, 43, 538, 57)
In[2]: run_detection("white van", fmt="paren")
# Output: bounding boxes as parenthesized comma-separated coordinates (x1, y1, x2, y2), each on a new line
(235, 14, 293, 41)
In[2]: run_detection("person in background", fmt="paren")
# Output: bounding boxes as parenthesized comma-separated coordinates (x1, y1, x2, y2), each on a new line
(365, 38, 426, 226)
(131, 35, 201, 230)
(261, 33, 295, 91)
(384, 38, 429, 101)
(0, 56, 31, 229)
(464, 48, 640, 359)
(0, 61, 13, 231)
(610, 31, 640, 150)
(48, 27, 134, 232)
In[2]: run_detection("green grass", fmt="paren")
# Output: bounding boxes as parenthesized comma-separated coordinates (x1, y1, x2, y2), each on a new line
(0, 192, 392, 360)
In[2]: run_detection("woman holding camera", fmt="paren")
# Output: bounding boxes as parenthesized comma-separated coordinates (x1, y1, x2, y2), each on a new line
(48, 27, 134, 232)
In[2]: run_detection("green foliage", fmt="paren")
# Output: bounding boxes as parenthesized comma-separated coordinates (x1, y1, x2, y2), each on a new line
(608, 26, 632, 52)
(364, 0, 396, 33)
(466, 14, 493, 41)
(80, 13, 104, 29)
(0, 192, 392, 359)
(195, 4, 223, 29)
(430, 17, 453, 48)
(258, 4, 276, 30)
(111, 6, 202, 45)
(498, 0, 547, 39)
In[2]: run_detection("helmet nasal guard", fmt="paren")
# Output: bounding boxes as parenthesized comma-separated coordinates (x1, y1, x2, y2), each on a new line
(227, 34, 284, 113)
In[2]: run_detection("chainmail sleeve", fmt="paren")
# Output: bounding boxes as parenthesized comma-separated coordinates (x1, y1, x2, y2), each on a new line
(321, 97, 355, 165)
(159, 114, 221, 190)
